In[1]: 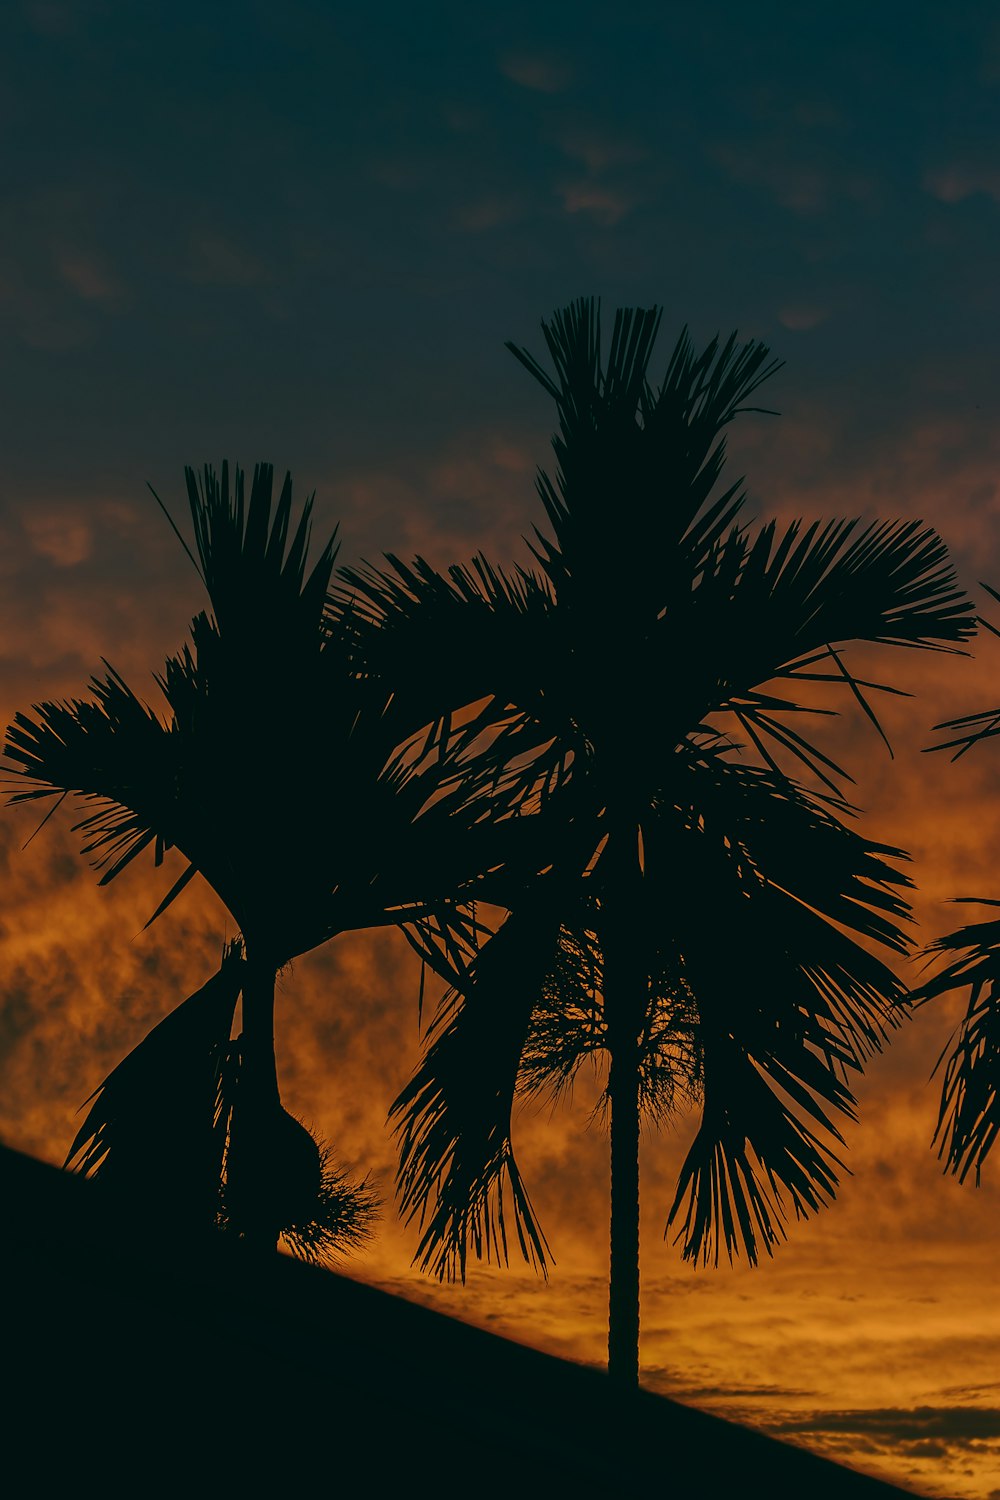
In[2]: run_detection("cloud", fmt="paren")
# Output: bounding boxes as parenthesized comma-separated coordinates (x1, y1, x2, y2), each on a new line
(709, 138, 876, 218)
(710, 141, 832, 215)
(21, 0, 87, 37)
(21, 507, 94, 567)
(556, 181, 633, 226)
(769, 1404, 1000, 1445)
(454, 195, 525, 233)
(54, 251, 126, 306)
(764, 1402, 1000, 1490)
(0, 253, 93, 351)
(0, 815, 234, 1162)
(553, 123, 645, 174)
(186, 233, 264, 287)
(777, 305, 829, 332)
(320, 429, 542, 569)
(925, 164, 1000, 205)
(0, 493, 205, 729)
(4, 408, 1000, 1500)
(660, 1380, 812, 1402)
(498, 51, 573, 93)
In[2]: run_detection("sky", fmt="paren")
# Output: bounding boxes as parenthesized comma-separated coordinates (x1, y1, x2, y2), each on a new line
(3, 2, 1000, 1495)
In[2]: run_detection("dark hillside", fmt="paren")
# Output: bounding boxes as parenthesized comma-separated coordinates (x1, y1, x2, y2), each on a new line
(1, 1145, 915, 1496)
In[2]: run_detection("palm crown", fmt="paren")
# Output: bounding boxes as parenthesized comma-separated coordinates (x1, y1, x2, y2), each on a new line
(7, 463, 502, 962)
(4, 462, 511, 1251)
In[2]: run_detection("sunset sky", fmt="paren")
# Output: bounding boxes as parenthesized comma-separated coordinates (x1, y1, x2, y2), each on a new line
(3, 4, 1000, 1496)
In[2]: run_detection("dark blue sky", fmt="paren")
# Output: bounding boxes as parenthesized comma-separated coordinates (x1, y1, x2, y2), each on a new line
(6, 0, 1000, 556)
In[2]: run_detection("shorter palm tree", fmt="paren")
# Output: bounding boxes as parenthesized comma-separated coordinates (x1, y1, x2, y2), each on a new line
(5, 461, 503, 1253)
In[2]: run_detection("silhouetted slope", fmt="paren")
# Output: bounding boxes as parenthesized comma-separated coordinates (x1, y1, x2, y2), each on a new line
(1, 1145, 915, 1496)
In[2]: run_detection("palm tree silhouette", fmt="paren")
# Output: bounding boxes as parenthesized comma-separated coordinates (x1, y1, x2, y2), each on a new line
(4, 462, 507, 1252)
(913, 593, 1000, 1185)
(342, 298, 977, 1383)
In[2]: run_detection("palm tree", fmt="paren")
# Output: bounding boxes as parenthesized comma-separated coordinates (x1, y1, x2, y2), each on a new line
(4, 461, 509, 1253)
(339, 298, 977, 1383)
(912, 597, 1000, 1184)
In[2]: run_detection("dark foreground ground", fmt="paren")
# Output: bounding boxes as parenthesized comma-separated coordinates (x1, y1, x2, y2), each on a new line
(1, 1145, 916, 1497)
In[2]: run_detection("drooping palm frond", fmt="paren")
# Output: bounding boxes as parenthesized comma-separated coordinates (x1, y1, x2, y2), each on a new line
(655, 767, 913, 1265)
(65, 943, 245, 1226)
(666, 1033, 849, 1269)
(665, 750, 916, 964)
(914, 901, 1000, 1183)
(391, 902, 567, 1281)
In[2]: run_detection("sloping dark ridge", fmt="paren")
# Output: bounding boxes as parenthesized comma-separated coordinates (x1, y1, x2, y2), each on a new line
(2, 1144, 916, 1496)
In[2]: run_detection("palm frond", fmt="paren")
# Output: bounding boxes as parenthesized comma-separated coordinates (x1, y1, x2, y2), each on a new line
(929, 585, 1000, 753)
(651, 767, 911, 1264)
(915, 902, 1000, 1182)
(666, 1035, 849, 1267)
(735, 514, 973, 656)
(5, 664, 176, 884)
(931, 706, 1000, 758)
(506, 298, 781, 605)
(332, 551, 559, 766)
(390, 904, 565, 1281)
(184, 460, 339, 643)
(677, 516, 977, 786)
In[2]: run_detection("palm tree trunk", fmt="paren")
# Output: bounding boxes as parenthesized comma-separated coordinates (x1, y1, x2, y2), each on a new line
(240, 955, 280, 1112)
(603, 824, 645, 1388)
(231, 953, 282, 1253)
(607, 1029, 641, 1385)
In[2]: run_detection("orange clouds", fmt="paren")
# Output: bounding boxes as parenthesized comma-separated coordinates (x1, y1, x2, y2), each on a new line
(316, 430, 544, 571)
(3, 410, 1000, 1500)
